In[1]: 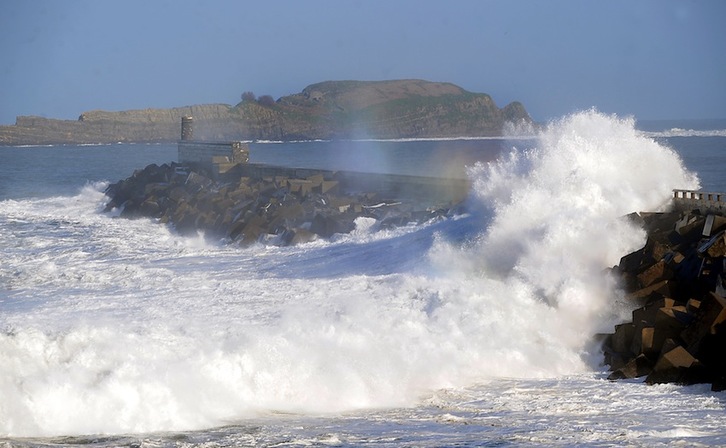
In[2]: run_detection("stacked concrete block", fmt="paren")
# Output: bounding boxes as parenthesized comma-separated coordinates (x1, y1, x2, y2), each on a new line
(602, 209, 726, 391)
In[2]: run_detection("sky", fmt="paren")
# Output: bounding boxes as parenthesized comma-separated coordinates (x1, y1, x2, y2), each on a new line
(1, 0, 725, 125)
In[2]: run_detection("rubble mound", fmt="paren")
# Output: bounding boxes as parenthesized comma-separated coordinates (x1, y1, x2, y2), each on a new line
(104, 163, 456, 246)
(602, 210, 726, 391)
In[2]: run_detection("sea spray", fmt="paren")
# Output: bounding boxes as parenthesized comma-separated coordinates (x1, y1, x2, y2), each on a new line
(0, 111, 704, 437)
(432, 109, 700, 360)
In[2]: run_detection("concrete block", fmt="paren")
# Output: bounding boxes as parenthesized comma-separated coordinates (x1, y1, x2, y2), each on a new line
(701, 292, 726, 334)
(307, 174, 324, 186)
(228, 186, 252, 202)
(632, 298, 676, 326)
(649, 241, 671, 264)
(268, 203, 305, 230)
(186, 171, 213, 188)
(645, 345, 701, 385)
(625, 279, 673, 304)
(630, 326, 655, 357)
(712, 215, 726, 233)
(144, 182, 168, 196)
(637, 260, 673, 288)
(702, 214, 715, 237)
(675, 213, 701, 235)
(287, 179, 313, 197)
(687, 298, 701, 314)
(608, 354, 654, 380)
(669, 251, 686, 265)
(653, 345, 697, 371)
(681, 292, 726, 352)
(320, 180, 339, 195)
(652, 306, 688, 352)
(705, 231, 726, 258)
(657, 338, 680, 358)
(619, 247, 646, 274)
(645, 367, 693, 385)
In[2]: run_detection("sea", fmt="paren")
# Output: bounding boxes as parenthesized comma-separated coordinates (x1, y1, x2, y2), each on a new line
(1, 110, 725, 447)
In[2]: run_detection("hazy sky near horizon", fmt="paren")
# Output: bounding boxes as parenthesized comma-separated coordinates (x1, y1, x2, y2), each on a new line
(1, 0, 725, 125)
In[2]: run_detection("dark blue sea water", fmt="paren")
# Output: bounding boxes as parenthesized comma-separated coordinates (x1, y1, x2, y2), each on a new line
(1, 112, 725, 447)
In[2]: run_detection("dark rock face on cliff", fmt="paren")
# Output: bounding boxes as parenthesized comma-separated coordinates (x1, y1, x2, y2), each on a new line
(0, 80, 532, 145)
(602, 210, 726, 391)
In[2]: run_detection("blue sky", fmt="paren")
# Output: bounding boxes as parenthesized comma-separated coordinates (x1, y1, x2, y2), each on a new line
(1, 0, 725, 125)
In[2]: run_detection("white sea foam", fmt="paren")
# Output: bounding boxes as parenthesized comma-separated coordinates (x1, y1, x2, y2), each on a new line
(0, 110, 709, 439)
(642, 128, 726, 138)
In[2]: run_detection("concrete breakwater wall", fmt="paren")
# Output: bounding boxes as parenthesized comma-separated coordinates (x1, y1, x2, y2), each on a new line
(176, 139, 470, 207)
(602, 208, 726, 391)
(673, 189, 726, 214)
(234, 163, 470, 206)
(177, 141, 250, 165)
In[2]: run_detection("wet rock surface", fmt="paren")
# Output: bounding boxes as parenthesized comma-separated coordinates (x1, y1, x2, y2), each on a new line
(602, 210, 726, 391)
(104, 163, 457, 246)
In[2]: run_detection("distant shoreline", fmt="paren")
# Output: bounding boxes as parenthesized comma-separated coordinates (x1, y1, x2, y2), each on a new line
(1, 134, 545, 149)
(0, 79, 533, 146)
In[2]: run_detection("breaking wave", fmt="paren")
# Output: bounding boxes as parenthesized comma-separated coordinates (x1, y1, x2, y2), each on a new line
(0, 110, 700, 437)
(642, 128, 726, 138)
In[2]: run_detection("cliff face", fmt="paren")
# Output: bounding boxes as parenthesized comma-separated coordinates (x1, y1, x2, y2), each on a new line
(0, 80, 532, 145)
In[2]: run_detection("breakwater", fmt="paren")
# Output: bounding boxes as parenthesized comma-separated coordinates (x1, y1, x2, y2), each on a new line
(104, 161, 467, 246)
(175, 119, 470, 206)
(602, 207, 726, 390)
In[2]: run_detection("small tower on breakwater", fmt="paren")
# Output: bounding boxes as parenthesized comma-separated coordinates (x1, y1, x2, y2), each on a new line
(177, 116, 249, 175)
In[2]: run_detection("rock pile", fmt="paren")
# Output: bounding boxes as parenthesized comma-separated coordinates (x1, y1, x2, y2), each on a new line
(104, 163, 455, 246)
(602, 210, 726, 391)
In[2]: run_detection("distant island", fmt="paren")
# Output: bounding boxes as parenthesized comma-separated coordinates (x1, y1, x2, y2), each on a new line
(0, 79, 532, 145)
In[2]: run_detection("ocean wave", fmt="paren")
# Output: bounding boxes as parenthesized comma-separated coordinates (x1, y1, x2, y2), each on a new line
(0, 110, 706, 438)
(252, 135, 536, 144)
(641, 128, 726, 138)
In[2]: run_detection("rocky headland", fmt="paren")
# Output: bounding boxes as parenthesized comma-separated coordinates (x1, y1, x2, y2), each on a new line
(0, 79, 531, 145)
